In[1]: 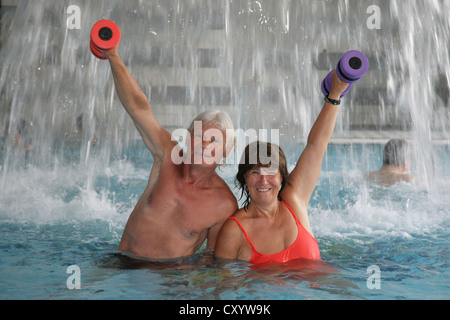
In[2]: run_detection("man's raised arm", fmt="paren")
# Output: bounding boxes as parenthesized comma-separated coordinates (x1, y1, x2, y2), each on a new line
(104, 47, 172, 161)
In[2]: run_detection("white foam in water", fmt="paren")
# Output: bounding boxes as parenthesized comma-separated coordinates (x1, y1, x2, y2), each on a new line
(309, 170, 449, 239)
(0, 163, 128, 228)
(6, 155, 446, 252)
(105, 158, 150, 182)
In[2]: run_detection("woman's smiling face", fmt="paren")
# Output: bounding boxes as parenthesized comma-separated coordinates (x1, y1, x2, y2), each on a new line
(245, 166, 282, 204)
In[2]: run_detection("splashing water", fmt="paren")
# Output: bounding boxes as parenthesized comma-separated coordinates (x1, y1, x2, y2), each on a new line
(0, 0, 448, 300)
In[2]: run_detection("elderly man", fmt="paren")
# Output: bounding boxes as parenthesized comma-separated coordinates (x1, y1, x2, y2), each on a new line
(103, 46, 238, 259)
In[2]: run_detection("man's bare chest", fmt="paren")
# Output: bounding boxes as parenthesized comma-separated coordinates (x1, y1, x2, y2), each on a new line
(145, 180, 218, 237)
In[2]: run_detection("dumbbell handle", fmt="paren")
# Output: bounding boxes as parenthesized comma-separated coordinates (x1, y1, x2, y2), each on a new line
(321, 70, 352, 98)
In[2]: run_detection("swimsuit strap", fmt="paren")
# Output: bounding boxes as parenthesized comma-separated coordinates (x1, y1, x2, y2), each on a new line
(227, 217, 257, 251)
(280, 200, 301, 225)
(281, 200, 319, 246)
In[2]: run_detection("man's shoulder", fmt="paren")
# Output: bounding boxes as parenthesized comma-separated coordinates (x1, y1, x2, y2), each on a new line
(365, 169, 414, 186)
(209, 172, 232, 191)
(206, 175, 238, 213)
(215, 176, 237, 198)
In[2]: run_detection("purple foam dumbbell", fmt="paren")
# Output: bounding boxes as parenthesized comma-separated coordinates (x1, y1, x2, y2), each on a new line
(321, 50, 369, 98)
(336, 50, 369, 83)
(321, 69, 353, 98)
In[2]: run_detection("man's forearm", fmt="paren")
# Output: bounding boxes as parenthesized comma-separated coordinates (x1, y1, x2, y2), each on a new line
(103, 49, 170, 160)
(107, 52, 150, 115)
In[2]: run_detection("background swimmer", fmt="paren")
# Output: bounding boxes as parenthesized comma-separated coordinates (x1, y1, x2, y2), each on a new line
(365, 139, 415, 186)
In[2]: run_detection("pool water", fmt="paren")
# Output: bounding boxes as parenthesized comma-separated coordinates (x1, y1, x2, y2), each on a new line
(0, 143, 448, 300)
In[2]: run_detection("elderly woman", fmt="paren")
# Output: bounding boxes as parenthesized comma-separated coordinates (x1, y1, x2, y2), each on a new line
(215, 71, 349, 264)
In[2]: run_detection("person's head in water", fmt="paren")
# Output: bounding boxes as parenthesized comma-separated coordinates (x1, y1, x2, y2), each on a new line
(236, 141, 289, 209)
(383, 139, 411, 168)
(365, 138, 414, 186)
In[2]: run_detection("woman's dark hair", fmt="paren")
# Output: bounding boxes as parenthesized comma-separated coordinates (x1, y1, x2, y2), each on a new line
(236, 141, 289, 209)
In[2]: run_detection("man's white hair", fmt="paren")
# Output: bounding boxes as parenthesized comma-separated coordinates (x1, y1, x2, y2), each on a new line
(188, 109, 235, 152)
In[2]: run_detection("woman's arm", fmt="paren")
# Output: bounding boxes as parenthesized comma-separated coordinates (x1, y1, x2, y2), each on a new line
(281, 71, 349, 206)
(214, 219, 243, 260)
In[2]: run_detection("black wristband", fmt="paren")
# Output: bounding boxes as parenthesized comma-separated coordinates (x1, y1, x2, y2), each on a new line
(324, 95, 341, 105)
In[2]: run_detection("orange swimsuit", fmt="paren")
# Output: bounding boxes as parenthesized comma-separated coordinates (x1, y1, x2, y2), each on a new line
(228, 201, 321, 264)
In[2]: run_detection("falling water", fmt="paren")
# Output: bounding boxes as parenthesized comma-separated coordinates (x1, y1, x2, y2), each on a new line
(0, 0, 449, 204)
(0, 0, 449, 300)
